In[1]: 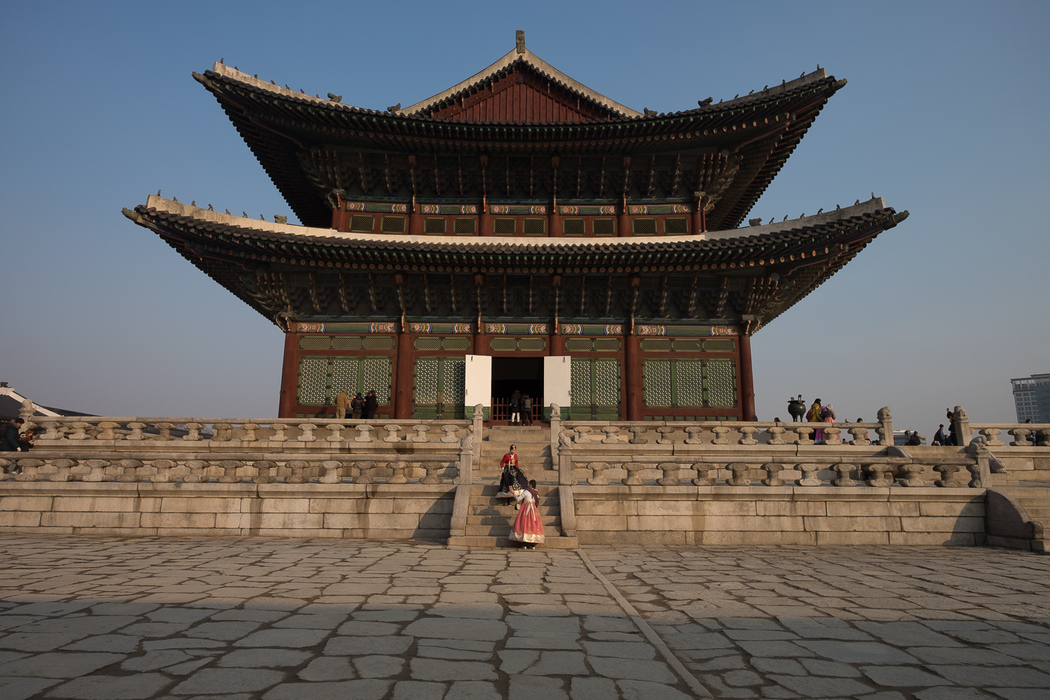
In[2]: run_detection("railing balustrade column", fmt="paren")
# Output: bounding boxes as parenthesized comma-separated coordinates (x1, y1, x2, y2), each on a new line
(629, 427, 649, 444)
(15, 459, 44, 481)
(575, 426, 594, 443)
(934, 464, 964, 487)
(899, 463, 927, 487)
(99, 422, 121, 441)
(218, 460, 242, 483)
(116, 459, 142, 482)
(824, 427, 842, 446)
(382, 424, 401, 442)
(155, 422, 175, 441)
(727, 463, 751, 486)
(319, 460, 343, 484)
(324, 423, 344, 443)
(831, 464, 856, 487)
(1008, 429, 1033, 446)
(353, 461, 375, 484)
(389, 461, 408, 484)
(602, 427, 620, 444)
(69, 422, 91, 441)
(286, 460, 309, 484)
(766, 425, 786, 445)
(587, 462, 610, 485)
(252, 460, 277, 484)
(978, 428, 1003, 446)
(419, 461, 445, 484)
(213, 423, 233, 442)
(849, 427, 871, 446)
(182, 423, 203, 441)
(796, 463, 821, 486)
(691, 463, 714, 486)
(297, 423, 318, 442)
(183, 460, 206, 482)
(791, 426, 814, 445)
(657, 462, 680, 486)
(712, 427, 730, 445)
(355, 425, 375, 443)
(877, 406, 893, 446)
(762, 463, 784, 486)
(441, 425, 459, 443)
(739, 427, 758, 446)
(621, 462, 644, 486)
(240, 423, 259, 442)
(38, 421, 60, 440)
(150, 459, 176, 483)
(656, 427, 675, 445)
(81, 459, 109, 482)
(684, 426, 705, 445)
(48, 458, 76, 482)
(866, 463, 894, 487)
(270, 423, 289, 442)
(412, 425, 429, 443)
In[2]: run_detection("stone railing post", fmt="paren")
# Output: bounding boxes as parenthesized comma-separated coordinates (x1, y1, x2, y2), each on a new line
(412, 425, 429, 443)
(549, 403, 561, 471)
(320, 460, 343, 484)
(849, 426, 871, 446)
(559, 429, 574, 485)
(766, 425, 786, 445)
(866, 463, 894, 487)
(297, 423, 318, 442)
(240, 422, 259, 442)
(99, 421, 122, 441)
(253, 460, 277, 484)
(823, 427, 842, 446)
(270, 423, 289, 442)
(791, 426, 814, 445)
(353, 461, 375, 484)
(951, 406, 970, 445)
(977, 428, 1002, 447)
(1008, 428, 1033, 447)
(738, 427, 758, 446)
(286, 460, 309, 484)
(388, 461, 408, 484)
(684, 426, 704, 445)
(218, 460, 241, 483)
(458, 434, 474, 485)
(602, 427, 620, 444)
(383, 424, 402, 442)
(183, 423, 203, 441)
(473, 404, 485, 465)
(712, 426, 731, 445)
(420, 461, 445, 485)
(877, 407, 893, 446)
(325, 423, 345, 443)
(354, 424, 375, 443)
(213, 423, 234, 442)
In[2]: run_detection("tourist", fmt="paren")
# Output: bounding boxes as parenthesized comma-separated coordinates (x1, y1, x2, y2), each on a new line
(822, 404, 836, 442)
(509, 479, 544, 549)
(807, 398, 823, 442)
(497, 445, 528, 502)
(364, 390, 378, 419)
(334, 390, 349, 420)
(1, 418, 23, 452)
(350, 393, 364, 420)
(521, 394, 532, 426)
(17, 427, 36, 451)
(932, 424, 947, 446)
(509, 389, 522, 426)
(906, 431, 922, 446)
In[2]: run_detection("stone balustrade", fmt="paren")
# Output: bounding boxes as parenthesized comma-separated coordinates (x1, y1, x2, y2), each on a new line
(561, 419, 888, 448)
(968, 423, 1050, 447)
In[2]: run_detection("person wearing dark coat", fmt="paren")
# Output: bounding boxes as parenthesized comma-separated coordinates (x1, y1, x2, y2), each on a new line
(932, 425, 947, 446)
(1, 418, 23, 452)
(363, 390, 379, 419)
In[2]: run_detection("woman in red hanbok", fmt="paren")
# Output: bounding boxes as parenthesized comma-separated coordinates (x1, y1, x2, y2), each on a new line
(509, 480, 544, 548)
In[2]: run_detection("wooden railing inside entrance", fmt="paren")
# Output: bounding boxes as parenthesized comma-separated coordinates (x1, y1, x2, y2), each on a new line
(490, 398, 543, 424)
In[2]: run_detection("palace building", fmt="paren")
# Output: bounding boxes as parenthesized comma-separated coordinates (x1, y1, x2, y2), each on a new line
(124, 32, 907, 422)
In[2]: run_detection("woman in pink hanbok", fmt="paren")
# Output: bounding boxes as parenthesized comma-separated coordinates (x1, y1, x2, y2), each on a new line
(509, 479, 544, 549)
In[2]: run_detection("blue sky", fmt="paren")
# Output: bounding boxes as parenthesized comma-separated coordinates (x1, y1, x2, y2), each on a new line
(1, 1, 1047, 432)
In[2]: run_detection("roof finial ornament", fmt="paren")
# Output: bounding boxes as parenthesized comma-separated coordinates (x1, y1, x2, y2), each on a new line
(643, 108, 657, 117)
(191, 200, 196, 207)
(816, 208, 823, 214)
(516, 30, 526, 54)
(387, 103, 401, 114)
(275, 215, 287, 224)
(328, 93, 343, 103)
(219, 58, 223, 64)
(208, 203, 214, 211)
(157, 189, 161, 196)
(698, 97, 713, 106)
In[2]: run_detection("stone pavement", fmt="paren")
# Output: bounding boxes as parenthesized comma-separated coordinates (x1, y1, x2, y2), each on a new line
(0, 537, 1048, 699)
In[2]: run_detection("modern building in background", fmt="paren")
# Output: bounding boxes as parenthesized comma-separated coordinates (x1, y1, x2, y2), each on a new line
(1011, 373, 1050, 423)
(124, 32, 907, 422)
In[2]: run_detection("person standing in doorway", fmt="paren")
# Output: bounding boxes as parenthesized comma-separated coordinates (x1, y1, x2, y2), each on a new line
(521, 394, 532, 426)
(509, 388, 522, 426)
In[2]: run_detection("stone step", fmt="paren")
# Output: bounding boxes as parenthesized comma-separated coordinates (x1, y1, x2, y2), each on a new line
(467, 514, 561, 527)
(447, 534, 579, 549)
(483, 426, 550, 444)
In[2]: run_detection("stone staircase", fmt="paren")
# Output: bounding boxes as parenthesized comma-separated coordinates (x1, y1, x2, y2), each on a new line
(449, 425, 576, 547)
(447, 483, 578, 549)
(986, 484, 1050, 553)
(478, 425, 552, 476)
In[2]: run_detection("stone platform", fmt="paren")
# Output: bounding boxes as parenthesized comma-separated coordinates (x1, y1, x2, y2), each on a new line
(0, 536, 1049, 699)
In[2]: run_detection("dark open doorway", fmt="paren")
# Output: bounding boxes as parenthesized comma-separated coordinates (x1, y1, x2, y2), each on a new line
(491, 357, 544, 423)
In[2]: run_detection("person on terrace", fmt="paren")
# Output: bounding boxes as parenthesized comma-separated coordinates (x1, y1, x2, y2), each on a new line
(807, 398, 824, 442)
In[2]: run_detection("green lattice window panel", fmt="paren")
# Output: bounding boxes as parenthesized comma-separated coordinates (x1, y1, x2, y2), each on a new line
(643, 358, 736, 408)
(297, 355, 392, 406)
(570, 358, 620, 420)
(413, 356, 465, 419)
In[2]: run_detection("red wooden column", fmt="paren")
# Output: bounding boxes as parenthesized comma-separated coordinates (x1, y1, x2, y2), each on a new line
(738, 330, 756, 421)
(394, 332, 415, 419)
(278, 332, 300, 418)
(624, 334, 643, 421)
(549, 331, 565, 356)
